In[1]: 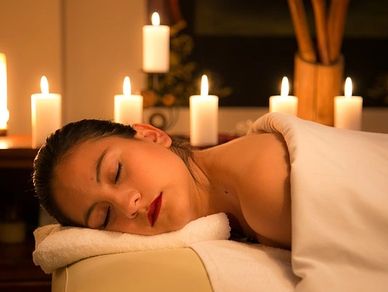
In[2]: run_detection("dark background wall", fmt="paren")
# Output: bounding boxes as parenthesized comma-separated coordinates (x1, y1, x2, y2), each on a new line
(179, 0, 388, 107)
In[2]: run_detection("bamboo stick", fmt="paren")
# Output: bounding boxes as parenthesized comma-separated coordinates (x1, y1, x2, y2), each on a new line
(287, 0, 317, 63)
(328, 0, 350, 63)
(311, 0, 330, 64)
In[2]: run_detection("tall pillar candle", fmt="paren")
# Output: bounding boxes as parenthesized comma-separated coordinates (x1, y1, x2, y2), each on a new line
(143, 12, 170, 73)
(334, 77, 363, 130)
(0, 53, 9, 134)
(190, 75, 219, 146)
(269, 76, 298, 115)
(31, 76, 62, 148)
(114, 76, 143, 125)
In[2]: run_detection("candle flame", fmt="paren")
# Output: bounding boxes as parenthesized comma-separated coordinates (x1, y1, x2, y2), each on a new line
(280, 76, 289, 97)
(123, 76, 131, 96)
(151, 12, 160, 26)
(40, 76, 49, 95)
(344, 77, 352, 98)
(200, 75, 209, 96)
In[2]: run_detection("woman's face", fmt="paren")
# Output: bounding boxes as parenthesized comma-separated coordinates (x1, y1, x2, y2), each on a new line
(52, 125, 202, 235)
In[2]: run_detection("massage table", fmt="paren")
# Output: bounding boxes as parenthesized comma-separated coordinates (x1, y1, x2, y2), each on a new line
(51, 248, 213, 292)
(34, 113, 388, 291)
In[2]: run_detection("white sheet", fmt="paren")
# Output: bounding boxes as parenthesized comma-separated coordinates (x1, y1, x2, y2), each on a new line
(249, 113, 388, 292)
(191, 240, 299, 292)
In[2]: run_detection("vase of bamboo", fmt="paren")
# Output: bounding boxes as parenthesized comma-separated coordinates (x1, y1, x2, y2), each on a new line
(294, 54, 344, 126)
(288, 0, 349, 126)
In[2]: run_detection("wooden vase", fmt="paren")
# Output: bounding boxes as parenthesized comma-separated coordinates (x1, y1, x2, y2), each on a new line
(294, 54, 344, 126)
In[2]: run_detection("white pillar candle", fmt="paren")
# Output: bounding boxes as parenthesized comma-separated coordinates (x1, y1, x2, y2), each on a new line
(190, 75, 219, 146)
(31, 76, 62, 148)
(334, 77, 363, 130)
(0, 53, 9, 133)
(114, 76, 143, 125)
(143, 12, 170, 73)
(269, 76, 298, 115)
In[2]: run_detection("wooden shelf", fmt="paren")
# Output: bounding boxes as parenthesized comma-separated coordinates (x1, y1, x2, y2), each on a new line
(0, 241, 50, 281)
(0, 135, 34, 149)
(0, 135, 50, 290)
(0, 135, 37, 169)
(0, 241, 50, 291)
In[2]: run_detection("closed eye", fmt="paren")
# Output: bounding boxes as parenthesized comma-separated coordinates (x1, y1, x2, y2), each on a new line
(102, 206, 111, 229)
(115, 162, 122, 183)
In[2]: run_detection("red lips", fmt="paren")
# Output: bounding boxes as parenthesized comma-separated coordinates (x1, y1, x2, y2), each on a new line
(147, 193, 162, 227)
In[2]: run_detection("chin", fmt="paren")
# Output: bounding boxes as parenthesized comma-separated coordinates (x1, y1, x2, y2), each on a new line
(176, 212, 198, 229)
(160, 214, 193, 234)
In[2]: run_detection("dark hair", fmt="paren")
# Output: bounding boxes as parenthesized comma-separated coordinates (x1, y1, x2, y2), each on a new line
(32, 119, 192, 226)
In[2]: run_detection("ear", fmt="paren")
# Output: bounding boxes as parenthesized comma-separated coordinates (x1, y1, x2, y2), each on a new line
(132, 124, 172, 148)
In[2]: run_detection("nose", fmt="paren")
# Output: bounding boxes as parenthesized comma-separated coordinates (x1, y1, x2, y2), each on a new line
(127, 190, 141, 218)
(114, 189, 141, 219)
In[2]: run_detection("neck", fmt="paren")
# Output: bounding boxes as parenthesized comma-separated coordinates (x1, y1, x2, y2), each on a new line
(189, 147, 233, 212)
(189, 145, 256, 238)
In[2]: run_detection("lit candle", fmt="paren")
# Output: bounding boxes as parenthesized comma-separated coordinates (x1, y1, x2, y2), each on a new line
(31, 76, 62, 148)
(114, 76, 143, 125)
(142, 12, 170, 73)
(0, 53, 9, 134)
(334, 77, 363, 130)
(269, 76, 298, 115)
(190, 75, 219, 146)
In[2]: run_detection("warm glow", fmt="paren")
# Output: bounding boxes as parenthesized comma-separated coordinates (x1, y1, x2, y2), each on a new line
(40, 76, 49, 95)
(0, 53, 8, 129)
(0, 109, 9, 127)
(345, 77, 352, 98)
(123, 76, 131, 96)
(151, 12, 160, 26)
(280, 76, 289, 97)
(0, 140, 8, 148)
(200, 75, 209, 96)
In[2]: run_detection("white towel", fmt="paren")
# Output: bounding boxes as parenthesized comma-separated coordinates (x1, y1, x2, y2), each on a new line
(33, 213, 230, 274)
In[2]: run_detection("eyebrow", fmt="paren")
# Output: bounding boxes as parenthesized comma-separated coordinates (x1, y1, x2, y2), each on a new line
(96, 148, 108, 183)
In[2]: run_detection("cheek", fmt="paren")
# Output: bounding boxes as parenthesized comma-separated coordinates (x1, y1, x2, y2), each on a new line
(52, 191, 84, 226)
(167, 187, 197, 223)
(145, 152, 191, 186)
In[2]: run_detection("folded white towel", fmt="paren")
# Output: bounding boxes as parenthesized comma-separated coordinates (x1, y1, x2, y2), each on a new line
(33, 213, 230, 274)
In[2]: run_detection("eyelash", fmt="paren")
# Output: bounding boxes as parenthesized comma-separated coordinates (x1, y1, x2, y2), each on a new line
(102, 206, 111, 229)
(115, 162, 122, 183)
(101, 161, 121, 229)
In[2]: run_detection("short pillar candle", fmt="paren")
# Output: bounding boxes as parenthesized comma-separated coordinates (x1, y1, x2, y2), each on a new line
(31, 76, 62, 148)
(114, 76, 143, 125)
(334, 77, 363, 130)
(269, 76, 298, 115)
(190, 75, 219, 147)
(142, 12, 170, 73)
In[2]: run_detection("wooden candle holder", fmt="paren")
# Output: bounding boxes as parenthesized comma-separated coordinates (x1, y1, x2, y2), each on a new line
(294, 53, 344, 126)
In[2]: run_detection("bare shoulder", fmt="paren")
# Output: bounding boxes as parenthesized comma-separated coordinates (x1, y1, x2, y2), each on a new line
(229, 132, 289, 170)
(234, 132, 291, 248)
(234, 132, 290, 198)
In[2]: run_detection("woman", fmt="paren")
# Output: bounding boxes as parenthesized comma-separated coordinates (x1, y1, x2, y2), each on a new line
(33, 116, 291, 249)
(33, 112, 388, 291)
